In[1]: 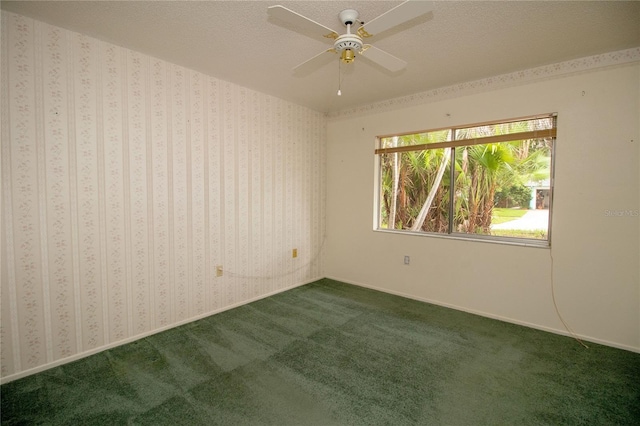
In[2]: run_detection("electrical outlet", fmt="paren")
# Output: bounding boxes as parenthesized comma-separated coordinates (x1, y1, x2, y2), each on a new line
(292, 248, 298, 258)
(404, 256, 410, 265)
(216, 265, 223, 277)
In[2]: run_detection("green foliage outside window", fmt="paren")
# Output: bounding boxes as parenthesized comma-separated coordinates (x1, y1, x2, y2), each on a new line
(377, 115, 554, 243)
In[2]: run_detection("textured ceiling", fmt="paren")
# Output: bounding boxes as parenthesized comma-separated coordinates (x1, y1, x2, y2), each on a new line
(2, 1, 639, 113)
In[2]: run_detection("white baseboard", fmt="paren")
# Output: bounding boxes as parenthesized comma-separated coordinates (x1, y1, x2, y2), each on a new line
(325, 275, 640, 354)
(0, 276, 323, 385)
(5, 274, 636, 385)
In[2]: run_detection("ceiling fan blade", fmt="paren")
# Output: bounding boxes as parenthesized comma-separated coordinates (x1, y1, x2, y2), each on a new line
(293, 48, 336, 75)
(268, 5, 339, 40)
(359, 45, 407, 72)
(360, 0, 433, 37)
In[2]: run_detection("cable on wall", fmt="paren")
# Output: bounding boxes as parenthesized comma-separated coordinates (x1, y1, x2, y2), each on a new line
(223, 233, 328, 281)
(549, 248, 589, 349)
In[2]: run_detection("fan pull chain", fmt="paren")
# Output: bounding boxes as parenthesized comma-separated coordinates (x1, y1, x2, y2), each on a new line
(337, 57, 342, 96)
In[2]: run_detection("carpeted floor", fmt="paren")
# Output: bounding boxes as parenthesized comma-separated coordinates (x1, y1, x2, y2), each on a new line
(2, 278, 639, 425)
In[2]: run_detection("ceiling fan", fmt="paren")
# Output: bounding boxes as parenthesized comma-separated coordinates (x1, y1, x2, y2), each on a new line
(267, 0, 433, 74)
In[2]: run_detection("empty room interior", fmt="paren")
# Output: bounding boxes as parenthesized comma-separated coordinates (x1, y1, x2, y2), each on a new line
(1, 1, 639, 424)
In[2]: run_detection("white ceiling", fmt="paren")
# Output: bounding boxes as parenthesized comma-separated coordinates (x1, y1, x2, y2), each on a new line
(2, 1, 639, 113)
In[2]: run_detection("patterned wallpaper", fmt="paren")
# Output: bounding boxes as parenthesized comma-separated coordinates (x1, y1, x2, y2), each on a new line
(1, 12, 326, 380)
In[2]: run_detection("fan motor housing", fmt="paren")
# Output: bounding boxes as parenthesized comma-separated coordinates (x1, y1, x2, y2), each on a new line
(334, 34, 363, 53)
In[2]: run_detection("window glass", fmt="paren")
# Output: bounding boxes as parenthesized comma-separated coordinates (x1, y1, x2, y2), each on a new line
(376, 115, 555, 245)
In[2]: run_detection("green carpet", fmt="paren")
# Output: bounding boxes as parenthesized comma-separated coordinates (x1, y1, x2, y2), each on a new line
(2, 279, 639, 425)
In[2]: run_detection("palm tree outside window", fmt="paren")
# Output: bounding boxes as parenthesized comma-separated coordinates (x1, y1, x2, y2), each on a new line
(375, 114, 556, 246)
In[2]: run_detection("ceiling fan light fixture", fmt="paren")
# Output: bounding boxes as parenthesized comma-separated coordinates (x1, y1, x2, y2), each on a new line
(334, 33, 362, 64)
(341, 49, 356, 63)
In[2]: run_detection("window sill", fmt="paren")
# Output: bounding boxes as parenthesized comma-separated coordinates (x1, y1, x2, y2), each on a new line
(374, 228, 551, 248)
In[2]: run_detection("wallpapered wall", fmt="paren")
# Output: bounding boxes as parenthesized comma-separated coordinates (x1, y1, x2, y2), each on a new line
(1, 12, 326, 380)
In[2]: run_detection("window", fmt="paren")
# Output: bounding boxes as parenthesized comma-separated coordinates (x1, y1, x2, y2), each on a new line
(375, 114, 556, 245)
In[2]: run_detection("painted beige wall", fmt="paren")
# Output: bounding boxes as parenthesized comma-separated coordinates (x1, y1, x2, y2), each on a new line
(326, 64, 640, 351)
(1, 12, 326, 381)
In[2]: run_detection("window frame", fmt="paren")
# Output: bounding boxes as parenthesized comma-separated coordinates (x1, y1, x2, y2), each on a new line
(373, 114, 557, 248)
